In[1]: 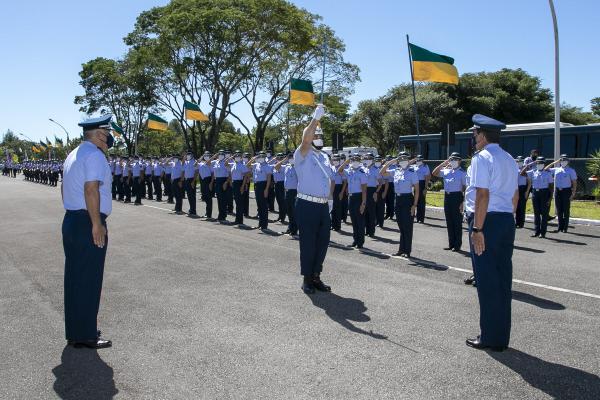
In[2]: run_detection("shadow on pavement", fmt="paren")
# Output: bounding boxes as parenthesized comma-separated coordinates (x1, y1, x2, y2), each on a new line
(513, 245, 545, 254)
(512, 290, 566, 310)
(564, 231, 600, 240)
(406, 256, 449, 271)
(52, 345, 118, 400)
(545, 236, 586, 246)
(489, 349, 600, 399)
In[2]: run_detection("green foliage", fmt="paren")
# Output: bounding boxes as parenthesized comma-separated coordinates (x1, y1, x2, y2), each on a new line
(591, 97, 600, 117)
(136, 129, 185, 157)
(560, 103, 600, 125)
(215, 132, 251, 153)
(586, 150, 600, 177)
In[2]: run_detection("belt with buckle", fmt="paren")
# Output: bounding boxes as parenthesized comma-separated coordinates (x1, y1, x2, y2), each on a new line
(297, 193, 328, 204)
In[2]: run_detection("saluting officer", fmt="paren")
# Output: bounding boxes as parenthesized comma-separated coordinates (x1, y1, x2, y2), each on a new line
(380, 152, 419, 257)
(242, 152, 251, 218)
(294, 104, 334, 294)
(144, 156, 154, 200)
(514, 156, 528, 228)
(384, 155, 396, 221)
(183, 150, 198, 216)
(171, 154, 184, 214)
(412, 155, 431, 223)
(373, 155, 388, 229)
(198, 151, 214, 219)
(61, 115, 114, 349)
(230, 150, 249, 225)
(432, 152, 467, 252)
(463, 159, 477, 286)
(339, 153, 350, 223)
(246, 151, 272, 230)
(212, 150, 230, 221)
(339, 154, 367, 248)
(329, 154, 345, 231)
(466, 114, 518, 352)
(546, 154, 577, 233)
(282, 153, 299, 235)
(521, 157, 553, 238)
(131, 155, 143, 205)
(164, 155, 173, 203)
(122, 156, 132, 203)
(273, 153, 287, 223)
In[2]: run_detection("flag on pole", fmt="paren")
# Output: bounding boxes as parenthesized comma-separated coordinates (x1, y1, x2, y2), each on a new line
(290, 79, 315, 106)
(111, 122, 124, 138)
(408, 43, 459, 85)
(54, 136, 63, 148)
(32, 145, 40, 153)
(12, 154, 18, 162)
(147, 113, 168, 131)
(46, 137, 53, 148)
(184, 101, 209, 121)
(39, 140, 48, 149)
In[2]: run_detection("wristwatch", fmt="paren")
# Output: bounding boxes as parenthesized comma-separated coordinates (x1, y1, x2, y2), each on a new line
(472, 227, 482, 233)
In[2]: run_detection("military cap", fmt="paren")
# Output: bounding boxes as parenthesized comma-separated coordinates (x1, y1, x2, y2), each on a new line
(276, 152, 285, 158)
(471, 114, 506, 131)
(515, 156, 524, 161)
(559, 154, 569, 160)
(416, 154, 424, 160)
(78, 114, 112, 131)
(203, 151, 211, 155)
(350, 153, 362, 160)
(186, 150, 193, 155)
(257, 150, 266, 156)
(217, 149, 225, 154)
(449, 152, 462, 160)
(339, 153, 347, 160)
(374, 155, 382, 161)
(243, 152, 250, 157)
(332, 153, 340, 159)
(363, 152, 374, 159)
(536, 157, 545, 163)
(398, 151, 409, 159)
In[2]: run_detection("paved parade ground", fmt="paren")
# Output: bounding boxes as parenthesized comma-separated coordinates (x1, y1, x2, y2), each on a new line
(1, 177, 599, 399)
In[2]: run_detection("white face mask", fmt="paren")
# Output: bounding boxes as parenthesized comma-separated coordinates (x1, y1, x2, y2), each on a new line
(242, 157, 249, 163)
(312, 139, 323, 147)
(375, 162, 381, 168)
(218, 155, 224, 160)
(204, 156, 210, 161)
(266, 153, 272, 158)
(364, 159, 372, 166)
(399, 161, 409, 169)
(351, 161, 361, 169)
(450, 160, 459, 169)
(560, 161, 568, 167)
(416, 161, 423, 166)
(256, 158, 264, 164)
(536, 164, 544, 171)
(333, 160, 340, 166)
(234, 157, 241, 162)
(186, 155, 192, 160)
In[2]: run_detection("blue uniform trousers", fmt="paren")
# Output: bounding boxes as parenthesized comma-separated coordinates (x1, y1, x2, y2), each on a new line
(215, 177, 228, 220)
(232, 180, 244, 224)
(416, 180, 426, 222)
(184, 178, 197, 214)
(295, 198, 330, 277)
(145, 175, 153, 199)
(331, 184, 343, 230)
(473, 212, 514, 347)
(114, 174, 122, 200)
(172, 177, 183, 212)
(62, 210, 107, 341)
(275, 181, 286, 221)
(466, 212, 476, 279)
(349, 193, 365, 246)
(444, 192, 464, 250)
(385, 184, 395, 219)
(153, 176, 162, 201)
(254, 181, 269, 229)
(365, 187, 377, 235)
(200, 177, 213, 218)
(555, 188, 572, 232)
(226, 180, 234, 213)
(376, 190, 385, 227)
(395, 194, 414, 255)
(515, 185, 527, 227)
(122, 176, 132, 202)
(243, 185, 250, 216)
(341, 190, 349, 222)
(165, 174, 172, 202)
(286, 189, 298, 234)
(531, 188, 550, 236)
(133, 177, 143, 204)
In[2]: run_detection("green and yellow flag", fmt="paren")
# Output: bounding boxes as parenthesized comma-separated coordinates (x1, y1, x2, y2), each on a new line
(54, 136, 63, 148)
(409, 43, 459, 85)
(290, 78, 315, 106)
(147, 113, 168, 131)
(32, 145, 40, 153)
(184, 101, 209, 121)
(111, 122, 124, 138)
(46, 137, 53, 148)
(39, 140, 47, 149)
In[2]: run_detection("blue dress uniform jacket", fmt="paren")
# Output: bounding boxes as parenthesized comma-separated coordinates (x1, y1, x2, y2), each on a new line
(550, 166, 577, 232)
(469, 143, 518, 348)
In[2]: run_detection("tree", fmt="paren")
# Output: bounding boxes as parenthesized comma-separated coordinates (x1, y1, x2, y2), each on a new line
(591, 97, 600, 118)
(559, 103, 599, 125)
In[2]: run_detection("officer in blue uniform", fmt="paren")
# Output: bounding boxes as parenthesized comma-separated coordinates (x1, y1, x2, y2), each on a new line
(514, 156, 528, 228)
(144, 156, 154, 200)
(109, 155, 117, 199)
(546, 154, 577, 233)
(339, 153, 349, 223)
(152, 156, 164, 202)
(247, 151, 272, 230)
(230, 150, 249, 225)
(198, 151, 214, 218)
(381, 152, 419, 257)
(521, 157, 553, 238)
(212, 150, 230, 221)
(273, 153, 287, 223)
(283, 153, 299, 235)
(339, 154, 367, 248)
(466, 114, 518, 352)
(384, 155, 396, 221)
(242, 152, 251, 217)
(412, 155, 431, 223)
(122, 156, 132, 203)
(164, 155, 173, 203)
(131, 155, 143, 205)
(463, 160, 477, 286)
(183, 150, 198, 216)
(329, 154, 345, 231)
(432, 152, 467, 251)
(61, 114, 113, 349)
(294, 106, 334, 294)
(373, 156, 388, 228)
(362, 152, 379, 237)
(171, 154, 184, 214)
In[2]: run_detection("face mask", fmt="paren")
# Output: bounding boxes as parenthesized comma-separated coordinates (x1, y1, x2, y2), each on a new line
(312, 139, 323, 148)
(266, 153, 272, 158)
(416, 161, 423, 166)
(517, 162, 523, 167)
(450, 161, 459, 169)
(375, 162, 381, 168)
(399, 161, 409, 169)
(364, 160, 372, 166)
(333, 161, 340, 166)
(536, 164, 544, 171)
(560, 161, 568, 167)
(225, 154, 231, 158)
(186, 155, 192, 160)
(256, 158, 264, 164)
(204, 156, 210, 161)
(351, 161, 361, 169)
(235, 157, 241, 162)
(106, 134, 114, 149)
(134, 159, 139, 163)
(116, 157, 120, 161)
(242, 158, 248, 163)
(218, 155, 224, 160)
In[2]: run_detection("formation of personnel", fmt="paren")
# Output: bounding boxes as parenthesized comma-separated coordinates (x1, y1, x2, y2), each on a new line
(20, 159, 63, 186)
(2, 160, 21, 178)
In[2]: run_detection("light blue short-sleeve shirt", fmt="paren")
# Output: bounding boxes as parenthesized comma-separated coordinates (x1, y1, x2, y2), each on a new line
(198, 162, 212, 179)
(464, 165, 475, 214)
(365, 166, 381, 187)
(184, 159, 197, 178)
(252, 162, 272, 182)
(284, 165, 298, 190)
(393, 168, 419, 194)
(171, 160, 183, 179)
(345, 167, 367, 193)
(550, 166, 577, 189)
(469, 143, 518, 213)
(412, 163, 431, 181)
(293, 147, 332, 198)
(211, 159, 229, 178)
(526, 169, 553, 189)
(231, 162, 249, 181)
(441, 168, 467, 192)
(62, 141, 112, 216)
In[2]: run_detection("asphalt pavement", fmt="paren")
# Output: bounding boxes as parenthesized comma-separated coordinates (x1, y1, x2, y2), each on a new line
(1, 176, 599, 399)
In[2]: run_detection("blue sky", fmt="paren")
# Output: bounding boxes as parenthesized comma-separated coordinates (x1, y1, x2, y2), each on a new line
(0, 0, 598, 143)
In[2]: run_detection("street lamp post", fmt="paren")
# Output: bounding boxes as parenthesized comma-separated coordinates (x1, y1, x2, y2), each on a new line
(549, 0, 560, 160)
(49, 118, 71, 144)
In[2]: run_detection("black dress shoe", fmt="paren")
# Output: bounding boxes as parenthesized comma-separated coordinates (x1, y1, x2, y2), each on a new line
(356, 244, 363, 249)
(466, 337, 506, 352)
(349, 242, 357, 248)
(530, 234, 539, 238)
(464, 275, 475, 285)
(452, 248, 461, 252)
(393, 251, 405, 257)
(443, 247, 453, 251)
(312, 275, 331, 292)
(539, 235, 546, 239)
(302, 280, 316, 294)
(69, 338, 112, 349)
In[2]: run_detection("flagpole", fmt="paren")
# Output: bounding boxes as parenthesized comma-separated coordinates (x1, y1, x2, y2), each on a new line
(320, 37, 327, 104)
(286, 81, 291, 153)
(406, 34, 421, 155)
